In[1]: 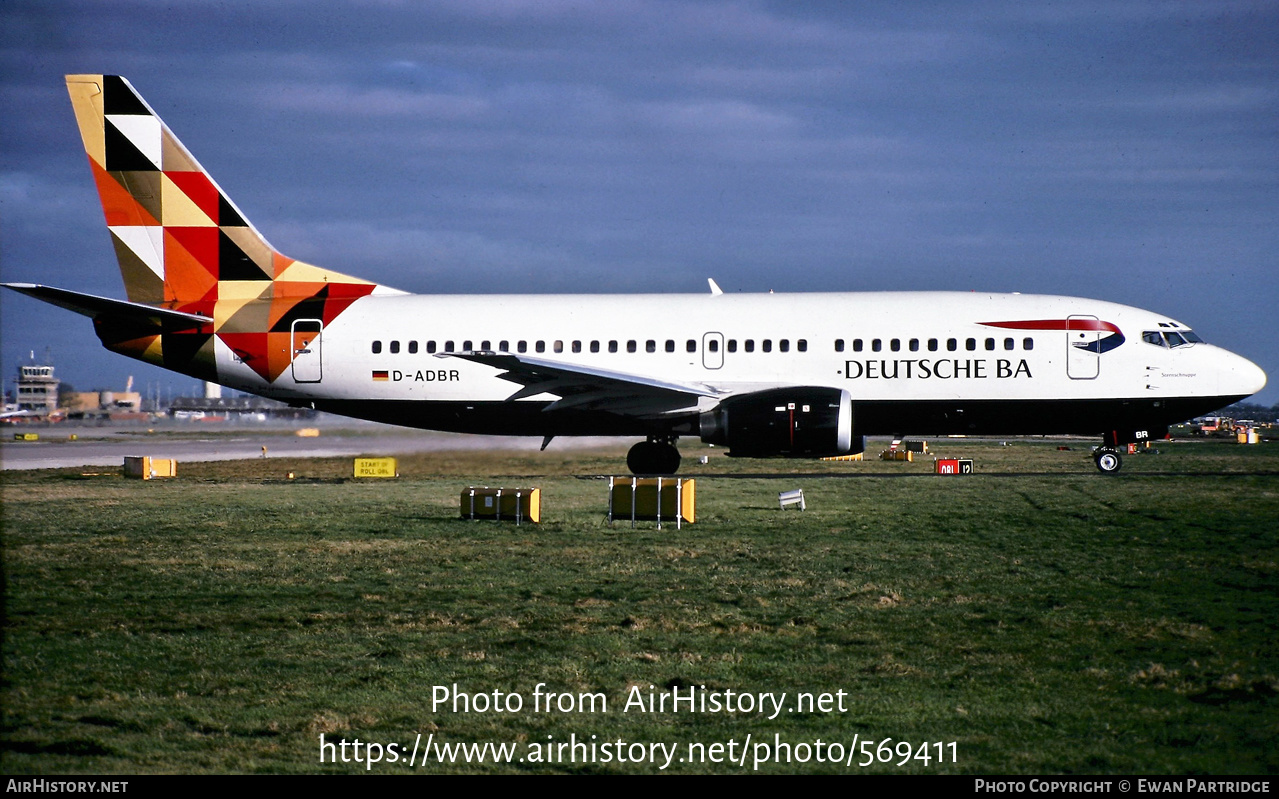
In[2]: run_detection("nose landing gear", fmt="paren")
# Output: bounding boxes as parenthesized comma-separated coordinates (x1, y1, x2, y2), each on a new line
(627, 437, 681, 475)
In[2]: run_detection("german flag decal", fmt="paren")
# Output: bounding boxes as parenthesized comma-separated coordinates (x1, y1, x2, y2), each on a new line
(372, 370, 389, 381)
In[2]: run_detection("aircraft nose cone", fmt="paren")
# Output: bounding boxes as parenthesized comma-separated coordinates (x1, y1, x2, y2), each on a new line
(1227, 352, 1267, 397)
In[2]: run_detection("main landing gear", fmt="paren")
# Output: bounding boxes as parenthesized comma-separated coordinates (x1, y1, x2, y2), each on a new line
(627, 437, 681, 475)
(1093, 447, 1123, 475)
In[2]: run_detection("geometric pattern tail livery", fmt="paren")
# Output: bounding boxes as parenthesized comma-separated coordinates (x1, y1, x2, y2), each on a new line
(66, 75, 385, 383)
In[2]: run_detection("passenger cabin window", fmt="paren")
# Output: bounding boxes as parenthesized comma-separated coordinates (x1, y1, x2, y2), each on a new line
(444, 340, 455, 352)
(779, 339, 789, 353)
(797, 339, 807, 352)
(427, 341, 437, 354)
(890, 339, 900, 352)
(572, 341, 582, 353)
(390, 340, 400, 354)
(852, 339, 863, 352)
(835, 339, 845, 352)
(762, 339, 772, 353)
(686, 340, 697, 353)
(646, 340, 656, 353)
(627, 340, 637, 353)
(744, 340, 755, 353)
(665, 340, 675, 353)
(985, 338, 996, 351)
(708, 339, 719, 352)
(554, 340, 564, 353)
(609, 341, 618, 353)
(947, 339, 958, 352)
(727, 340, 738, 353)
(462, 340, 472, 351)
(591, 341, 600, 353)
(1004, 338, 1014, 351)
(909, 339, 919, 352)
(518, 341, 528, 353)
(1023, 338, 1034, 350)
(536, 341, 546, 353)
(966, 338, 977, 351)
(928, 339, 938, 352)
(872, 339, 882, 352)
(372, 341, 382, 354)
(409, 341, 419, 354)
(480, 340, 490, 351)
(500, 341, 509, 352)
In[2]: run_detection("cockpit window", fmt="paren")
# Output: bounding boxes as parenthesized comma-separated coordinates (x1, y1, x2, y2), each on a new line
(1143, 329, 1202, 348)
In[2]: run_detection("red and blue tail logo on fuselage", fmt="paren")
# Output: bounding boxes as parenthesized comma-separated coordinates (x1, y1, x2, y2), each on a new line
(980, 319, 1126, 354)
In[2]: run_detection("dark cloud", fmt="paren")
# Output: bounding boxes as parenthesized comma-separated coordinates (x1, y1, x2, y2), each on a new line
(2, 0, 1275, 402)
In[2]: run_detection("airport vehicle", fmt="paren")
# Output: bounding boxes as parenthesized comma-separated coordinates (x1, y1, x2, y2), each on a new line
(2, 76, 1267, 474)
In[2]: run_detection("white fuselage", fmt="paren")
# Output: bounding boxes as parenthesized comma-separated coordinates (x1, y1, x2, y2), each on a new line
(208, 290, 1264, 440)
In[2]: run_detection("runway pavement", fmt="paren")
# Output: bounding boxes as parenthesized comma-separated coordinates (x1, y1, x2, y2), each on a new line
(0, 420, 622, 471)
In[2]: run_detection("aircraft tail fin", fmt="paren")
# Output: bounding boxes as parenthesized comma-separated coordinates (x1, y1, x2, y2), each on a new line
(64, 74, 389, 309)
(60, 75, 401, 385)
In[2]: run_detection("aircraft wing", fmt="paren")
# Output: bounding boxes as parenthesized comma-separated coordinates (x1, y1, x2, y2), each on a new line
(441, 351, 724, 416)
(0, 283, 213, 326)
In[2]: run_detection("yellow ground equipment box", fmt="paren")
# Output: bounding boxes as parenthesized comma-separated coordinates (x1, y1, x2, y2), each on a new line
(123, 456, 177, 479)
(880, 449, 913, 462)
(608, 476, 695, 528)
(354, 457, 398, 478)
(461, 487, 541, 524)
(13, 432, 39, 441)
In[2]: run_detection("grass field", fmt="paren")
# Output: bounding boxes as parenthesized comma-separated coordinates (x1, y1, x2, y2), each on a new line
(2, 438, 1277, 773)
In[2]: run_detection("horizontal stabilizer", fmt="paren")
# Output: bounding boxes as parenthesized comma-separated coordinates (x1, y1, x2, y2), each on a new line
(1, 283, 213, 326)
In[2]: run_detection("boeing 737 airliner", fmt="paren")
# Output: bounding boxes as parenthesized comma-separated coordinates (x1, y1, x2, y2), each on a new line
(3, 76, 1267, 474)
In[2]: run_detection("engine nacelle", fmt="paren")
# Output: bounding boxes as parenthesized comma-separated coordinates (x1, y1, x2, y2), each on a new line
(699, 387, 861, 458)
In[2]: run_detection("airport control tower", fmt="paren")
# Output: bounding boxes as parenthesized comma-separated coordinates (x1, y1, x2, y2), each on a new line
(15, 356, 60, 415)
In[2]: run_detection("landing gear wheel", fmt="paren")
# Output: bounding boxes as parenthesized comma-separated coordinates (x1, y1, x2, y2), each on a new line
(1094, 448, 1123, 475)
(627, 440, 681, 475)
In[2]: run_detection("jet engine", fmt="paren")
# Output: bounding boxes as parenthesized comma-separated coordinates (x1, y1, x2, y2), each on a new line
(698, 387, 862, 458)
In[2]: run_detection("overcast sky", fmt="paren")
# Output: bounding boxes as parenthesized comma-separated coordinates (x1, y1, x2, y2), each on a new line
(2, 0, 1275, 406)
